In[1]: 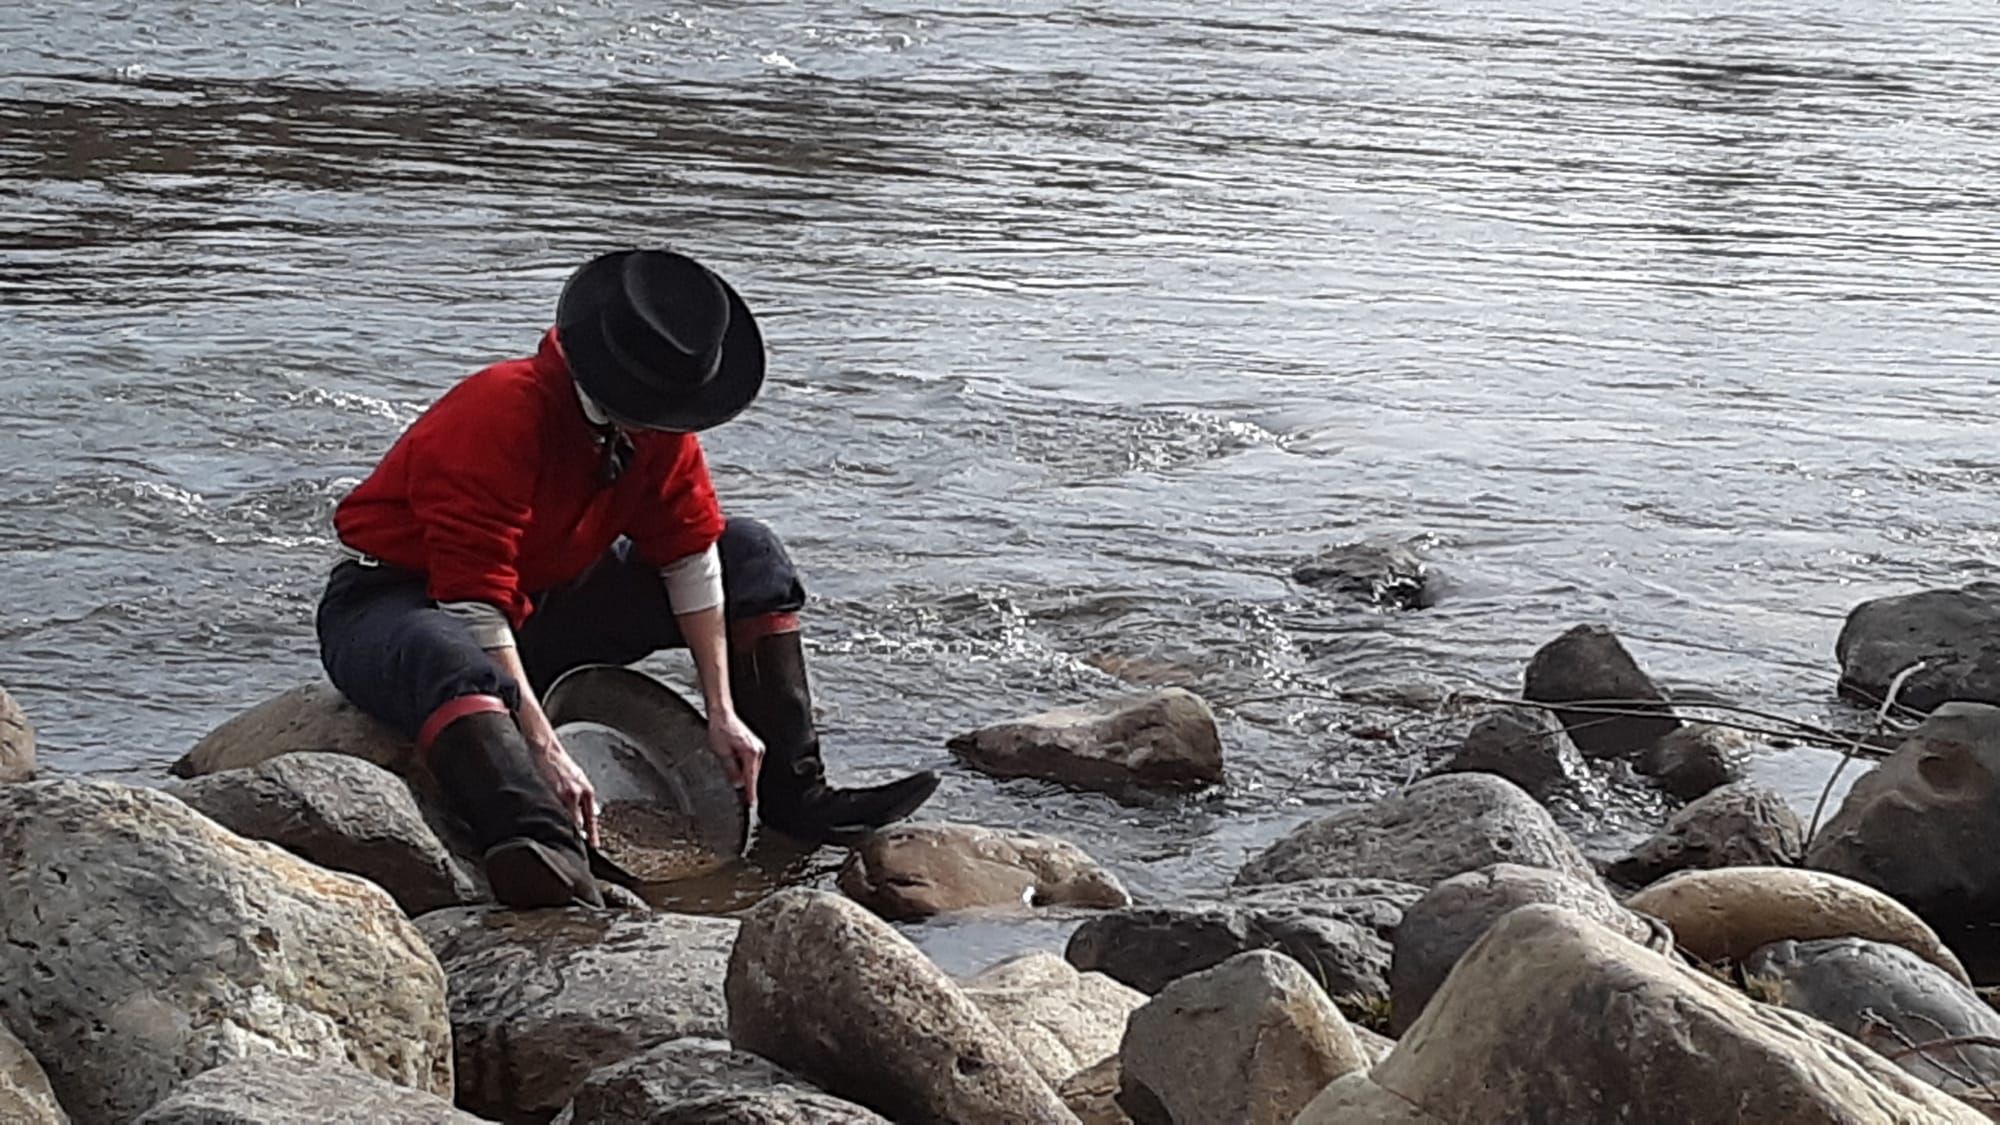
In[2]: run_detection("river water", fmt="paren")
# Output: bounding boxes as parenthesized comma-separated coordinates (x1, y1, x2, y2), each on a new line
(4, 0, 1997, 964)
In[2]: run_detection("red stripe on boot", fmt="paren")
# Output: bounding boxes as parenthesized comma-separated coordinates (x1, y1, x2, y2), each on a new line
(730, 612, 800, 648)
(417, 694, 510, 753)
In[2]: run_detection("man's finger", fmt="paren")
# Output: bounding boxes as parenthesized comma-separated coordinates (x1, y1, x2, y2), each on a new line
(741, 748, 761, 801)
(581, 796, 600, 848)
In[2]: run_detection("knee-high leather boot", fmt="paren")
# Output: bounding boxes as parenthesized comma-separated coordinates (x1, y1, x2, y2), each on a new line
(730, 618, 938, 845)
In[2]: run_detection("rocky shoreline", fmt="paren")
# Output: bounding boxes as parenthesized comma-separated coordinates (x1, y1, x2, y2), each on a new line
(2, 580, 2000, 1123)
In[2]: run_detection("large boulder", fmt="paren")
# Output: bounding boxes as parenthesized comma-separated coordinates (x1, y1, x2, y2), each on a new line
(1626, 866, 1970, 984)
(549, 1038, 888, 1125)
(947, 689, 1223, 795)
(725, 888, 1077, 1124)
(1522, 625, 1681, 758)
(1065, 878, 1421, 1004)
(959, 953, 1145, 1087)
(838, 823, 1129, 921)
(1747, 937, 2000, 1104)
(1295, 904, 1986, 1124)
(135, 1056, 485, 1124)
(0, 779, 452, 1124)
(171, 682, 413, 779)
(1835, 583, 2000, 713)
(1389, 863, 1664, 1034)
(1438, 707, 1584, 800)
(1807, 702, 2000, 930)
(0, 1018, 64, 1124)
(1118, 950, 1368, 1125)
(1607, 782, 1805, 889)
(1233, 773, 1596, 889)
(417, 907, 737, 1123)
(168, 752, 482, 916)
(0, 687, 34, 783)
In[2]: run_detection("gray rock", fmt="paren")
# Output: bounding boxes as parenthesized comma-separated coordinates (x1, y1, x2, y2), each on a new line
(168, 752, 483, 916)
(725, 888, 1077, 1124)
(171, 681, 416, 779)
(135, 1056, 483, 1124)
(1057, 1057, 1127, 1125)
(838, 823, 1129, 921)
(1291, 539, 1432, 610)
(1234, 773, 1597, 890)
(1836, 583, 2000, 713)
(1608, 782, 1805, 888)
(0, 1018, 64, 1124)
(1522, 625, 1682, 758)
(1638, 723, 1745, 800)
(0, 779, 453, 1124)
(1807, 702, 2000, 930)
(959, 953, 1145, 1087)
(1440, 707, 1584, 799)
(1064, 878, 1421, 1004)
(0, 687, 34, 783)
(1389, 863, 1664, 1034)
(417, 906, 737, 1123)
(1746, 937, 2000, 1103)
(947, 689, 1223, 795)
(1118, 950, 1369, 1125)
(550, 1038, 888, 1125)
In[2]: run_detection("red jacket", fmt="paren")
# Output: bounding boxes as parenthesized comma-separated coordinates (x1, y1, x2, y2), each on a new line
(333, 330, 725, 629)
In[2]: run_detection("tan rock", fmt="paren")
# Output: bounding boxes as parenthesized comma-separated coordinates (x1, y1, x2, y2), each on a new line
(0, 1018, 65, 1124)
(1627, 866, 1970, 983)
(1058, 1057, 1129, 1125)
(1295, 1073, 1442, 1124)
(135, 1056, 482, 1124)
(960, 952, 1145, 1086)
(840, 823, 1130, 921)
(947, 689, 1222, 795)
(170, 682, 413, 780)
(0, 687, 34, 783)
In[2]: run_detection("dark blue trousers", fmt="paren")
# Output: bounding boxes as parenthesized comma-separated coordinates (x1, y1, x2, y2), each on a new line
(316, 518, 807, 741)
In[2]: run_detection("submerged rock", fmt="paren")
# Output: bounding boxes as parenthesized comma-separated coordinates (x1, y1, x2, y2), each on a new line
(1522, 625, 1681, 759)
(1295, 904, 1986, 1125)
(947, 689, 1223, 796)
(1608, 782, 1805, 888)
(0, 778, 453, 1123)
(0, 1018, 64, 1125)
(0, 687, 34, 783)
(549, 1038, 888, 1125)
(135, 1056, 484, 1125)
(171, 681, 415, 779)
(837, 822, 1130, 921)
(1290, 539, 1432, 610)
(1439, 707, 1584, 800)
(1836, 583, 2000, 713)
(1637, 723, 1745, 800)
(959, 952, 1145, 1088)
(417, 907, 737, 1123)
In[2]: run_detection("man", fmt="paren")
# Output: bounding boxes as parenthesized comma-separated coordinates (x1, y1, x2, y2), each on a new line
(315, 247, 939, 909)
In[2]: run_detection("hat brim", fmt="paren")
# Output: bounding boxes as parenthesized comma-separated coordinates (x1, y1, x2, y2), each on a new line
(557, 252, 767, 433)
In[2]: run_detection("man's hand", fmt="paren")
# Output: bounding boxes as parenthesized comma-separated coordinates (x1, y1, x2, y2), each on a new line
(519, 702, 600, 847)
(707, 709, 765, 800)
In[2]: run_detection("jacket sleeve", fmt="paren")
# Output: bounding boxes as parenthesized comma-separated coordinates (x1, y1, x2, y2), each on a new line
(627, 434, 726, 570)
(404, 379, 540, 629)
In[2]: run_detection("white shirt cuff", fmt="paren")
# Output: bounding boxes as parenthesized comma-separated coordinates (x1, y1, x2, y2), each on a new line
(660, 543, 725, 615)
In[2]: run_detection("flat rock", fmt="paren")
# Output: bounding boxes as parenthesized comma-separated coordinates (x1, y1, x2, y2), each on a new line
(1118, 950, 1368, 1125)
(417, 907, 738, 1123)
(135, 1055, 484, 1124)
(1295, 903, 1986, 1124)
(0, 1017, 64, 1124)
(1608, 782, 1805, 888)
(1836, 583, 2000, 713)
(959, 952, 1145, 1087)
(725, 888, 1077, 1124)
(838, 823, 1129, 921)
(1807, 702, 2000, 931)
(1522, 625, 1681, 758)
(1626, 866, 1970, 984)
(0, 778, 453, 1123)
(169, 752, 483, 916)
(1064, 878, 1421, 1004)
(1389, 863, 1664, 1034)
(171, 681, 414, 779)
(1439, 707, 1584, 799)
(947, 689, 1223, 795)
(1637, 723, 1745, 800)
(1234, 773, 1597, 890)
(549, 1038, 887, 1125)
(0, 687, 34, 783)
(1057, 1057, 1128, 1125)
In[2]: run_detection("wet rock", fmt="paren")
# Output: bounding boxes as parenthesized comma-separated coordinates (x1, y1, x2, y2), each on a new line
(1608, 782, 1805, 888)
(417, 906, 737, 1123)
(1065, 878, 1421, 1004)
(1522, 625, 1681, 758)
(725, 888, 1076, 1124)
(1389, 863, 1663, 1034)
(1118, 950, 1369, 1125)
(171, 681, 414, 779)
(549, 1038, 888, 1125)
(1294, 904, 1985, 1125)
(1746, 937, 2000, 1103)
(1234, 773, 1597, 890)
(1836, 583, 2000, 713)
(1637, 723, 1745, 800)
(168, 751, 483, 916)
(0, 1018, 64, 1125)
(1807, 702, 2000, 931)
(135, 1056, 483, 1124)
(959, 952, 1145, 1087)
(0, 778, 453, 1123)
(1438, 707, 1584, 799)
(1058, 1058, 1128, 1125)
(1626, 866, 1971, 984)
(947, 689, 1222, 795)
(0, 687, 34, 783)
(1290, 539, 1432, 610)
(837, 822, 1130, 921)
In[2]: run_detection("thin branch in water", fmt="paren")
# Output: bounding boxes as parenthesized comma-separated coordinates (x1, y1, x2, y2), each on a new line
(1807, 660, 1926, 842)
